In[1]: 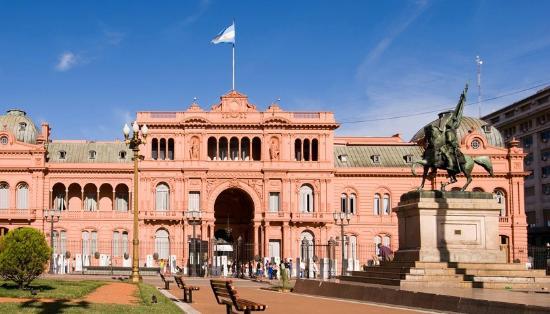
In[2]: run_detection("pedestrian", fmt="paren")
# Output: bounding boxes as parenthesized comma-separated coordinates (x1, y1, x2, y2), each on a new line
(377, 243, 394, 262)
(288, 258, 293, 278)
(300, 260, 305, 278)
(159, 259, 165, 275)
(202, 261, 208, 278)
(312, 261, 318, 278)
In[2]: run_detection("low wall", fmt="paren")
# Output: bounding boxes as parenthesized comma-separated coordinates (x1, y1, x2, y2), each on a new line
(293, 279, 549, 314)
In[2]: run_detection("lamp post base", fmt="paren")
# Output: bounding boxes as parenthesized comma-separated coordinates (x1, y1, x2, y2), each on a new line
(130, 272, 142, 283)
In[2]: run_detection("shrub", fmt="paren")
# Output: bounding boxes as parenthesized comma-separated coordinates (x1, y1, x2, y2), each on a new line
(0, 227, 51, 288)
(280, 267, 290, 291)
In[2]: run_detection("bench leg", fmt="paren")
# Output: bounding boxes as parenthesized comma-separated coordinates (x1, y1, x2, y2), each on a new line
(164, 282, 169, 290)
(225, 303, 232, 314)
(182, 290, 188, 303)
(188, 290, 193, 303)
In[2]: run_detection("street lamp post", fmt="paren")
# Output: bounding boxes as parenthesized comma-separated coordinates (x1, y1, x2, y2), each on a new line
(44, 209, 61, 274)
(186, 210, 202, 277)
(333, 211, 351, 276)
(123, 121, 148, 283)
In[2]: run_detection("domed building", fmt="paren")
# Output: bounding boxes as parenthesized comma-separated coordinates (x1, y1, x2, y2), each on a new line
(0, 92, 527, 276)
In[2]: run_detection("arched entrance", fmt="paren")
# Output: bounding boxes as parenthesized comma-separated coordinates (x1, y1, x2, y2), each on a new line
(212, 188, 255, 276)
(214, 188, 254, 243)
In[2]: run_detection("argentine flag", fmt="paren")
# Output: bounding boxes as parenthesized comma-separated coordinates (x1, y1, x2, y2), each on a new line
(211, 22, 235, 44)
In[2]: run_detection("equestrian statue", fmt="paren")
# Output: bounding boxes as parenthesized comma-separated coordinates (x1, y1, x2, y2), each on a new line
(412, 84, 494, 191)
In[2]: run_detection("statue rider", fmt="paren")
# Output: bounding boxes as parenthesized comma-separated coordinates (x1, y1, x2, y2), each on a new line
(437, 85, 468, 172)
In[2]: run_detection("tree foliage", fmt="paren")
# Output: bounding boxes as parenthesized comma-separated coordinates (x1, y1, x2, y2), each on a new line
(0, 227, 51, 288)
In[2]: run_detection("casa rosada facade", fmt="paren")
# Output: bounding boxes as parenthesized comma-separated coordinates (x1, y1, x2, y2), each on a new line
(0, 90, 528, 274)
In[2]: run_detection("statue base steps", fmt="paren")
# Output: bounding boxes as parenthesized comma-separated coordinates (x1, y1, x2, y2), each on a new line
(338, 261, 550, 290)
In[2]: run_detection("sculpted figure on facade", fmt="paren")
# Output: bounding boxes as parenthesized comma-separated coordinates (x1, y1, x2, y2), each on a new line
(189, 136, 200, 160)
(269, 137, 280, 161)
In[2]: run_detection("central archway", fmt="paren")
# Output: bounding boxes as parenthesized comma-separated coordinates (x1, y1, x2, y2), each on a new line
(213, 188, 254, 243)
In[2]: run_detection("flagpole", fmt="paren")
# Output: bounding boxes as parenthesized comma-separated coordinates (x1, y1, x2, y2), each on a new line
(232, 43, 235, 90)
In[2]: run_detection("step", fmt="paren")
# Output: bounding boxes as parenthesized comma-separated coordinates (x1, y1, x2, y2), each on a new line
(450, 262, 527, 270)
(471, 276, 550, 283)
(459, 269, 548, 277)
(471, 281, 550, 290)
(401, 280, 474, 289)
(409, 268, 459, 275)
(350, 271, 405, 280)
(405, 274, 466, 282)
(338, 275, 401, 286)
(355, 266, 410, 274)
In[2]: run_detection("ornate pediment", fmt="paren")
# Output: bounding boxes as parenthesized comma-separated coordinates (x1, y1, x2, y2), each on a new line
(210, 90, 257, 113)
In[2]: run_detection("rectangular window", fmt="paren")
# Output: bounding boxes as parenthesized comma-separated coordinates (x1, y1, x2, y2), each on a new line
(541, 129, 550, 143)
(60, 231, 66, 255)
(188, 192, 200, 211)
(525, 186, 535, 197)
(521, 135, 533, 149)
(542, 166, 550, 178)
(526, 211, 536, 227)
(91, 231, 97, 255)
(544, 209, 550, 227)
(543, 183, 550, 196)
(269, 192, 280, 212)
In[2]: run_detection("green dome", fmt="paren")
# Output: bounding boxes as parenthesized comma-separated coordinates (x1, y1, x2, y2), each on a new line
(411, 116, 504, 148)
(0, 109, 39, 144)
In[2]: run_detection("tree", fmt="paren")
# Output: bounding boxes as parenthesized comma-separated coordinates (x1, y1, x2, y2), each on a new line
(0, 227, 51, 288)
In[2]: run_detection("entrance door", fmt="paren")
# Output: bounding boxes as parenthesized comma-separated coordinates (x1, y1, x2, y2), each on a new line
(269, 240, 281, 262)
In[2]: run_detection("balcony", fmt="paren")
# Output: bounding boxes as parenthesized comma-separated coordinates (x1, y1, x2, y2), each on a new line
(58, 210, 133, 220)
(263, 211, 290, 221)
(499, 216, 510, 223)
(0, 208, 37, 221)
(291, 212, 330, 223)
(140, 210, 183, 222)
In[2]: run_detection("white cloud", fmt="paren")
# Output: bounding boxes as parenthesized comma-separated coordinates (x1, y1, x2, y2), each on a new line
(55, 52, 78, 72)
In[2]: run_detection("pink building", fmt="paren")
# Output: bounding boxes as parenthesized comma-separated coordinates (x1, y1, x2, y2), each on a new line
(0, 91, 527, 275)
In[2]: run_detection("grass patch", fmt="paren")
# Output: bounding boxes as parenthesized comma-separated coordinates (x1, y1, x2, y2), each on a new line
(0, 279, 104, 299)
(0, 282, 182, 313)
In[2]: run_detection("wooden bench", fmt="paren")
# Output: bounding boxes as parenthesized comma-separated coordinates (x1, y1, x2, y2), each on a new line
(210, 279, 267, 314)
(174, 275, 200, 303)
(159, 273, 173, 290)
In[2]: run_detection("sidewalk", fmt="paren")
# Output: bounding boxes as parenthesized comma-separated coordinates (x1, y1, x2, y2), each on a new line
(155, 277, 436, 314)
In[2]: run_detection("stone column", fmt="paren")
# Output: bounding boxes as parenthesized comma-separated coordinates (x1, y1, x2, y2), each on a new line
(282, 222, 290, 258)
(253, 223, 259, 257)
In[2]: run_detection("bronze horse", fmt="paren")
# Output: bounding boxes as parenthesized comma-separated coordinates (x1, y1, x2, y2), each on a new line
(412, 124, 494, 191)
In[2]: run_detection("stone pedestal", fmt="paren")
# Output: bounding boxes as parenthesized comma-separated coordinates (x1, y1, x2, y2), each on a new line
(394, 191, 506, 263)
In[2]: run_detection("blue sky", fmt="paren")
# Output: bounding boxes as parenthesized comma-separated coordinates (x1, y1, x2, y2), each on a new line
(1, 0, 550, 140)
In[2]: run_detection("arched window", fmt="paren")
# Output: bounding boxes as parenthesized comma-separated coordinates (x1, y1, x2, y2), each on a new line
(230, 137, 239, 160)
(84, 190, 97, 212)
(0, 183, 8, 209)
(219, 137, 228, 160)
(303, 139, 310, 161)
(159, 139, 166, 160)
(207, 137, 217, 160)
(340, 194, 347, 213)
(156, 183, 170, 211)
(82, 231, 90, 258)
(295, 139, 302, 161)
(312, 139, 319, 161)
(113, 231, 120, 257)
(115, 185, 129, 212)
(241, 137, 250, 160)
(168, 138, 175, 160)
(252, 137, 261, 161)
(350, 193, 356, 214)
(16, 183, 28, 209)
(383, 194, 390, 215)
(373, 194, 381, 215)
(299, 185, 314, 213)
(300, 231, 314, 261)
(152, 138, 158, 160)
(88, 150, 96, 160)
(54, 191, 66, 211)
(494, 189, 506, 216)
(155, 229, 170, 260)
(122, 231, 129, 256)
